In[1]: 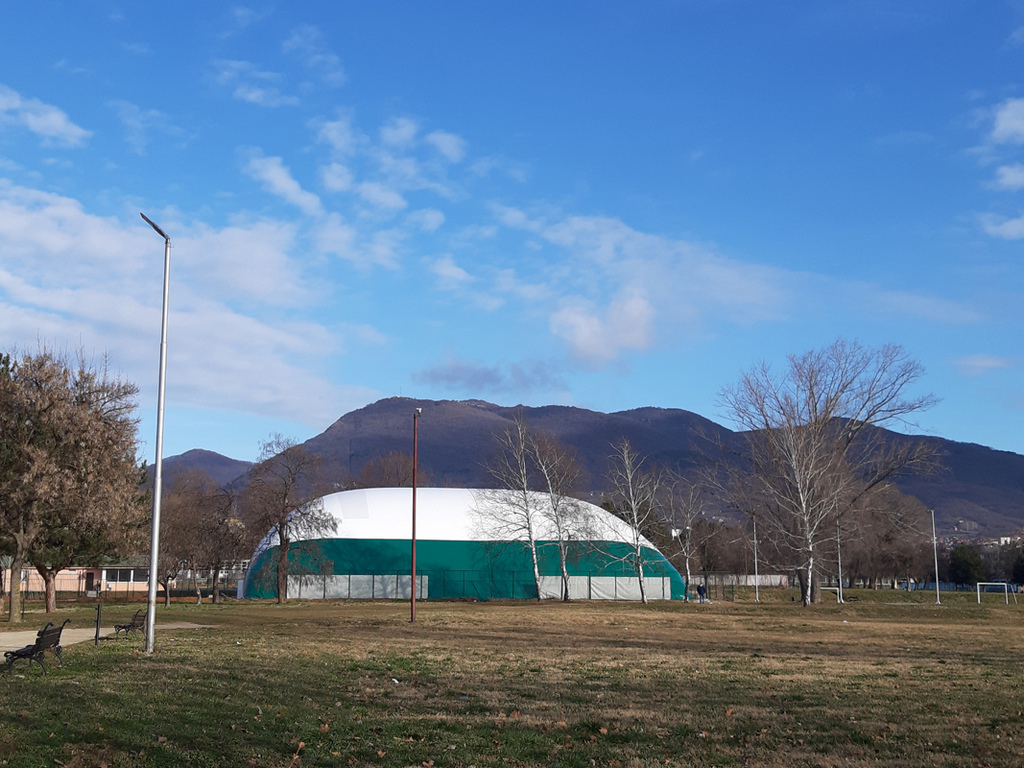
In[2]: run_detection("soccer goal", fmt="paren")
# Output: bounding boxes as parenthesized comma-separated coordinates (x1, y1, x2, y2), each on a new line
(976, 582, 1017, 605)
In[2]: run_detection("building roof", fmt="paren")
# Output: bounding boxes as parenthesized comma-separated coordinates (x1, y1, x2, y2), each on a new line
(256, 487, 656, 551)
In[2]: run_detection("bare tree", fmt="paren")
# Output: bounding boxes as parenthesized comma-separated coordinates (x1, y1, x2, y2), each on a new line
(0, 350, 141, 621)
(355, 450, 434, 488)
(605, 439, 662, 604)
(477, 410, 543, 599)
(719, 339, 938, 606)
(241, 435, 334, 604)
(661, 474, 708, 601)
(532, 431, 588, 601)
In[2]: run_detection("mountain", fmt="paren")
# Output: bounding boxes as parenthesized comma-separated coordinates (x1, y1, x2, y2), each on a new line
(155, 449, 252, 490)
(173, 397, 1024, 536)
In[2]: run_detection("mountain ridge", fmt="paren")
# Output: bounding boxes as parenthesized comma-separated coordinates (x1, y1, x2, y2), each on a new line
(161, 397, 1024, 536)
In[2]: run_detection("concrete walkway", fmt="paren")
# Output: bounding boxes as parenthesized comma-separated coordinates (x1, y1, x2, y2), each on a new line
(0, 623, 211, 652)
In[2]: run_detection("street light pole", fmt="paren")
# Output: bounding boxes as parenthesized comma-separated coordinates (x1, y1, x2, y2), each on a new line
(931, 509, 941, 605)
(752, 518, 760, 604)
(410, 407, 421, 623)
(141, 212, 170, 654)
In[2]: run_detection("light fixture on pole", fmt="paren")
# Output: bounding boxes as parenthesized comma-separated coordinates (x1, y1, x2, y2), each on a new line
(410, 407, 421, 623)
(931, 509, 941, 605)
(140, 212, 170, 654)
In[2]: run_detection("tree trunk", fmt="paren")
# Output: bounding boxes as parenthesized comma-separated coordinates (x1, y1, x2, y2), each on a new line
(161, 578, 172, 606)
(211, 566, 222, 604)
(276, 534, 291, 604)
(528, 540, 542, 601)
(8, 549, 25, 623)
(637, 551, 648, 605)
(684, 553, 692, 602)
(559, 544, 571, 602)
(41, 569, 57, 613)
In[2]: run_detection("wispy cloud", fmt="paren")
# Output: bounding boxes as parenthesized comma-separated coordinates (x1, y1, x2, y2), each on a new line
(428, 255, 473, 290)
(425, 130, 467, 163)
(212, 59, 299, 107)
(243, 152, 323, 216)
(0, 179, 367, 427)
(283, 24, 346, 86)
(356, 181, 407, 211)
(550, 291, 654, 364)
(991, 97, 1024, 144)
(381, 117, 418, 147)
(414, 354, 565, 395)
(0, 84, 91, 147)
(321, 162, 354, 192)
(954, 354, 1013, 376)
(992, 163, 1024, 191)
(980, 212, 1024, 240)
(108, 100, 178, 155)
(314, 112, 359, 154)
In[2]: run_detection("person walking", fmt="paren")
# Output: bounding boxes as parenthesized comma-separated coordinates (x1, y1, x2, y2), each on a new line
(697, 583, 706, 604)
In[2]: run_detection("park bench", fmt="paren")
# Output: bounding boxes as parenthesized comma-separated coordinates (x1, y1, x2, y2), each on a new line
(114, 609, 146, 640)
(4, 619, 71, 674)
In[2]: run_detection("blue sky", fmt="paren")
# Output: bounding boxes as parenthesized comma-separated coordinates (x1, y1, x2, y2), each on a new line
(1, 2, 1021, 462)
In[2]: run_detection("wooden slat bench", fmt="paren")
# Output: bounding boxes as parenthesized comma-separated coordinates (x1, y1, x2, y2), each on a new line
(114, 609, 146, 640)
(4, 619, 71, 674)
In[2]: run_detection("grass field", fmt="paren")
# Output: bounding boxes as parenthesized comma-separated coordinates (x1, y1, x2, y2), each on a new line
(2, 589, 1023, 767)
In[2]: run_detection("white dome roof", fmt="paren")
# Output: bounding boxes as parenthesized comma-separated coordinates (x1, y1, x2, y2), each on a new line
(264, 487, 655, 549)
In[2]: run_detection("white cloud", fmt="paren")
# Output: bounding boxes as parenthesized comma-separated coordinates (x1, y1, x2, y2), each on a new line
(863, 288, 983, 324)
(381, 117, 417, 147)
(356, 181, 407, 211)
(429, 255, 474, 290)
(243, 153, 323, 216)
(314, 213, 401, 269)
(550, 291, 653, 364)
(991, 98, 1024, 144)
(315, 112, 357, 154)
(177, 220, 307, 306)
(406, 208, 445, 232)
(0, 180, 359, 428)
(0, 84, 92, 147)
(425, 130, 467, 163)
(212, 60, 299, 107)
(954, 354, 1012, 376)
(108, 100, 176, 155)
(993, 163, 1024, 190)
(283, 24, 346, 87)
(980, 212, 1024, 239)
(321, 162, 354, 192)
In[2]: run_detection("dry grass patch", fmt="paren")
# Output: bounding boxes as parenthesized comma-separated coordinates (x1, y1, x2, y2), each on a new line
(1, 593, 1023, 766)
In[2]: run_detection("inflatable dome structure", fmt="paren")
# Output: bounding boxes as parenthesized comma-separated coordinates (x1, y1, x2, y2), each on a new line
(242, 487, 685, 601)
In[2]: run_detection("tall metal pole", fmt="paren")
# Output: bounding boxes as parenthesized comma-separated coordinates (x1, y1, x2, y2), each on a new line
(410, 408, 421, 622)
(141, 212, 170, 654)
(931, 509, 941, 605)
(752, 518, 760, 603)
(835, 518, 844, 604)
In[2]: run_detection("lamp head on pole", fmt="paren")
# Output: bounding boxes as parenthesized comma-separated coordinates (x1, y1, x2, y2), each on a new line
(140, 212, 170, 242)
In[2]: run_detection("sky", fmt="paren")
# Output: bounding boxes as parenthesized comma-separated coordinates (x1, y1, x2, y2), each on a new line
(1, 2, 1022, 463)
